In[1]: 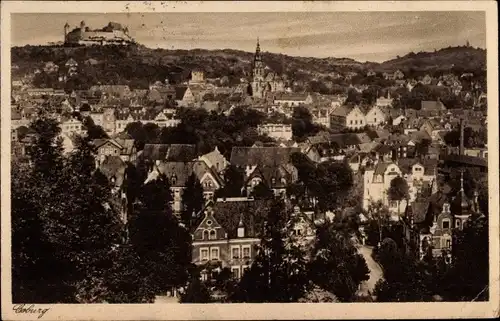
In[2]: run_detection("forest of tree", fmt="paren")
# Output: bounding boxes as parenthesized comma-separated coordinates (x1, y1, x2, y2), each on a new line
(12, 116, 192, 303)
(12, 44, 486, 96)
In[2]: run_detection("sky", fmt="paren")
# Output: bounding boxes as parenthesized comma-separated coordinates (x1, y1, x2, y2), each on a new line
(11, 11, 486, 62)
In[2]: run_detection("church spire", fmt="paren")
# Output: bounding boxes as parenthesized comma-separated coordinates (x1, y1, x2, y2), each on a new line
(459, 170, 469, 210)
(254, 37, 262, 62)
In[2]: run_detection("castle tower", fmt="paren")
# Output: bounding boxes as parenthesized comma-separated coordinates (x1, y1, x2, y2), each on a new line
(80, 20, 86, 30)
(64, 22, 70, 42)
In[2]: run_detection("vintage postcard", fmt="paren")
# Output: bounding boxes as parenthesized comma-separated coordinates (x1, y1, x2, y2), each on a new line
(1, 1, 499, 320)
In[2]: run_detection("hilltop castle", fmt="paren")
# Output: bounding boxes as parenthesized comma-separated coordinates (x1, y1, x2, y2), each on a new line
(64, 21, 135, 46)
(249, 38, 285, 98)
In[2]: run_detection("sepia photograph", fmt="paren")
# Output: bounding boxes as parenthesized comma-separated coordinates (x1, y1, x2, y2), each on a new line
(1, 1, 499, 320)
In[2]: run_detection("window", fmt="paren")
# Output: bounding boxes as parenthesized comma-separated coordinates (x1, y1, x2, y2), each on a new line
(206, 220, 212, 226)
(442, 219, 450, 229)
(231, 266, 240, 279)
(242, 246, 251, 259)
(209, 230, 217, 240)
(350, 120, 353, 125)
(389, 201, 397, 208)
(232, 246, 240, 259)
(203, 230, 209, 240)
(211, 247, 219, 260)
(456, 220, 461, 228)
(445, 239, 451, 249)
(200, 248, 209, 261)
(355, 120, 358, 125)
(360, 120, 363, 125)
(374, 118, 377, 123)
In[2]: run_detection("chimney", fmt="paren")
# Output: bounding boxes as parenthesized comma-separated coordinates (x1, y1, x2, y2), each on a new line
(237, 214, 245, 238)
(459, 118, 465, 156)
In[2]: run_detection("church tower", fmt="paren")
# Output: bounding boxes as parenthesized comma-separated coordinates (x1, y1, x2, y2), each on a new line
(451, 171, 473, 230)
(251, 38, 266, 98)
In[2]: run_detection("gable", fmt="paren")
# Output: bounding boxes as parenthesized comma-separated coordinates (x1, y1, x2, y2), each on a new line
(200, 172, 220, 189)
(348, 107, 364, 119)
(193, 209, 228, 241)
(412, 162, 424, 170)
(368, 106, 385, 118)
(385, 164, 401, 175)
(96, 139, 123, 150)
(183, 88, 193, 100)
(155, 112, 167, 121)
(196, 210, 223, 230)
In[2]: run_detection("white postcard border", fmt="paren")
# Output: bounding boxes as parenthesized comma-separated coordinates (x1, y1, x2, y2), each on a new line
(1, 1, 499, 320)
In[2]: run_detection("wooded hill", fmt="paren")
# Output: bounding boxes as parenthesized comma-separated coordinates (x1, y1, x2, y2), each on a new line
(11, 44, 486, 90)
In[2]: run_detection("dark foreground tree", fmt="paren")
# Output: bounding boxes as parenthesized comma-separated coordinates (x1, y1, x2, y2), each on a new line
(214, 164, 245, 198)
(230, 201, 311, 302)
(388, 176, 409, 216)
(440, 214, 489, 301)
(128, 174, 192, 297)
(12, 120, 124, 303)
(374, 238, 433, 302)
(251, 182, 275, 200)
(308, 223, 370, 302)
(181, 173, 205, 227)
(180, 275, 213, 303)
(83, 116, 108, 139)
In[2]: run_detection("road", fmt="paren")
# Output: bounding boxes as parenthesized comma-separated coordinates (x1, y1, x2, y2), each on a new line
(356, 245, 384, 297)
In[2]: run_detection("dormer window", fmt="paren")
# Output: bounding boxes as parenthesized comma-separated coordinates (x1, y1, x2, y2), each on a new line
(203, 230, 209, 240)
(271, 178, 276, 185)
(209, 230, 216, 240)
(171, 174, 177, 185)
(442, 219, 450, 229)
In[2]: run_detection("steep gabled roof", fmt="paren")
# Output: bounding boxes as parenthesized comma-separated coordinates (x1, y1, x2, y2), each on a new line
(246, 164, 297, 189)
(98, 155, 127, 187)
(211, 199, 272, 238)
(148, 160, 222, 188)
(421, 100, 446, 111)
(93, 138, 123, 150)
(274, 92, 309, 101)
(330, 105, 354, 117)
(373, 162, 394, 176)
(230, 146, 300, 167)
(408, 201, 431, 224)
(174, 86, 188, 100)
(141, 144, 196, 162)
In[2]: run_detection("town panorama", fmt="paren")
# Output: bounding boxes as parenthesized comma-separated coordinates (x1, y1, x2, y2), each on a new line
(11, 19, 489, 304)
